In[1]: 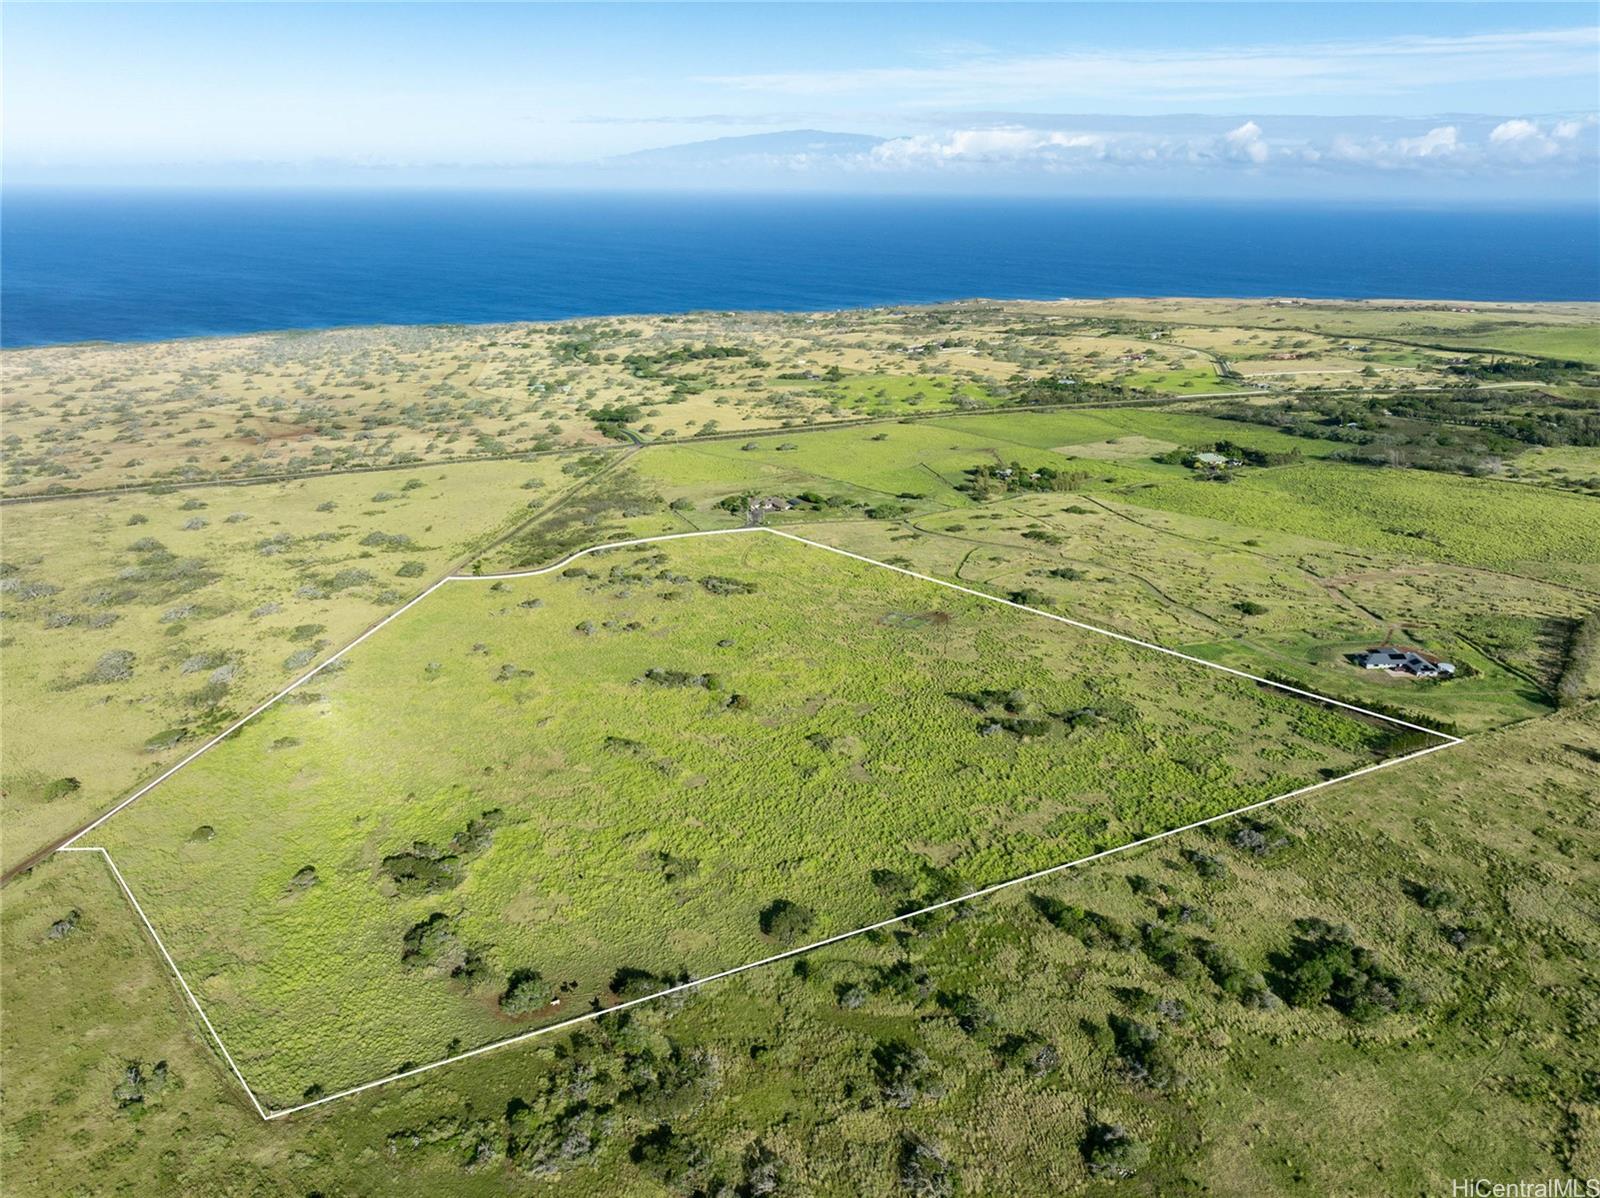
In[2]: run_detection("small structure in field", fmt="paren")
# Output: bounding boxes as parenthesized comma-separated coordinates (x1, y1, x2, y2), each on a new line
(1353, 647, 1456, 678)
(745, 496, 793, 525)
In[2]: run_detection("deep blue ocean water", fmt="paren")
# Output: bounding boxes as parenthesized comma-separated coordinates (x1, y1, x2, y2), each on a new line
(2, 190, 1595, 348)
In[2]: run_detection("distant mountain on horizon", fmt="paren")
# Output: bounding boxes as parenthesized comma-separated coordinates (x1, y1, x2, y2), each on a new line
(604, 129, 886, 169)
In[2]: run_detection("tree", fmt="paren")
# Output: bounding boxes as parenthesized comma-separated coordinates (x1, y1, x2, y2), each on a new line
(498, 968, 549, 1016)
(759, 898, 814, 944)
(898, 1133, 955, 1196)
(1082, 1122, 1150, 1178)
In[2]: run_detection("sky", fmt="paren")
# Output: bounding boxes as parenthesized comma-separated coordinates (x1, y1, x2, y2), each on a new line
(4, 2, 1597, 200)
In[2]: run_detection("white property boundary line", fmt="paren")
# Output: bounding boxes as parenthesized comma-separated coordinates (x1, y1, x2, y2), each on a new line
(58, 845, 271, 1121)
(59, 526, 1463, 1120)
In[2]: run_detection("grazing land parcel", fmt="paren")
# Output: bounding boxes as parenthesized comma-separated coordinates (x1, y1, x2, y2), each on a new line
(91, 531, 1418, 1107)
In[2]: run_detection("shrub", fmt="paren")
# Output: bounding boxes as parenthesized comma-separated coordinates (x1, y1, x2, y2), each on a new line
(1028, 893, 1136, 950)
(1081, 1122, 1150, 1178)
(737, 1139, 786, 1197)
(897, 1133, 954, 1197)
(41, 777, 81, 801)
(1271, 918, 1421, 1021)
(396, 560, 427, 578)
(873, 1039, 941, 1108)
(935, 990, 996, 1037)
(759, 898, 814, 943)
(1230, 817, 1290, 857)
(609, 966, 670, 1001)
(1556, 611, 1600, 707)
(699, 574, 757, 596)
(48, 909, 81, 940)
(360, 531, 414, 549)
(872, 959, 932, 1002)
(499, 968, 550, 1016)
(1404, 879, 1457, 910)
(641, 667, 719, 690)
(401, 913, 457, 967)
(1140, 923, 1200, 980)
(1379, 728, 1442, 755)
(1182, 848, 1229, 879)
(1107, 1015, 1186, 1092)
(629, 1124, 704, 1186)
(87, 649, 136, 683)
(143, 723, 191, 752)
(451, 947, 491, 988)
(327, 567, 375, 590)
(1194, 939, 1280, 1008)
(381, 811, 500, 895)
(997, 1031, 1060, 1076)
(112, 1060, 169, 1108)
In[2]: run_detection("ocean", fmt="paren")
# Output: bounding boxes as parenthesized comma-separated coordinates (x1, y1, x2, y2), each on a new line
(2, 190, 1595, 348)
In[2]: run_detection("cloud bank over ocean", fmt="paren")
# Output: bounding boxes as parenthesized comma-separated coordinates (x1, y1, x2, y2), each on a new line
(5, 6, 1595, 201)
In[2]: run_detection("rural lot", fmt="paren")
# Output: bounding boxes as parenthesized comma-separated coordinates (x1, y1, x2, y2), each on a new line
(3, 299, 1598, 1195)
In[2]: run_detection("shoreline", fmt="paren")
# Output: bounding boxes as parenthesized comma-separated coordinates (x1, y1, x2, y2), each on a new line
(4, 294, 1598, 355)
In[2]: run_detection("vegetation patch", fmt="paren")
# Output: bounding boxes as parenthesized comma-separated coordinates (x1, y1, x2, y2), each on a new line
(88, 534, 1411, 1105)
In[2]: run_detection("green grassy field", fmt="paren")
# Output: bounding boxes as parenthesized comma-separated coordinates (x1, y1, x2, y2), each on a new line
(3, 301, 1598, 1197)
(90, 531, 1403, 1107)
(0, 458, 570, 874)
(1118, 368, 1235, 393)
(1103, 461, 1600, 589)
(788, 372, 1001, 415)
(7, 701, 1593, 1196)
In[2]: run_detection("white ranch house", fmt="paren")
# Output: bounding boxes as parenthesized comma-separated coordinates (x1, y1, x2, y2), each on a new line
(1354, 648, 1456, 678)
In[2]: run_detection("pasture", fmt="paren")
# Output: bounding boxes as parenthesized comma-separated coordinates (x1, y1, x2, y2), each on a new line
(90, 531, 1410, 1107)
(4, 299, 1598, 1197)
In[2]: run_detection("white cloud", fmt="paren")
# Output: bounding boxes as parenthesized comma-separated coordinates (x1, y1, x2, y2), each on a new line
(1482, 114, 1600, 162)
(1490, 118, 1541, 143)
(700, 27, 1600, 108)
(1224, 120, 1269, 164)
(836, 115, 1599, 180)
(869, 127, 1110, 165)
(1398, 125, 1461, 158)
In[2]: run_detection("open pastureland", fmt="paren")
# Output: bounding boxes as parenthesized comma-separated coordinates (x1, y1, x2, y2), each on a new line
(84, 529, 1431, 1108)
(4, 299, 1598, 1196)
(0, 457, 574, 873)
